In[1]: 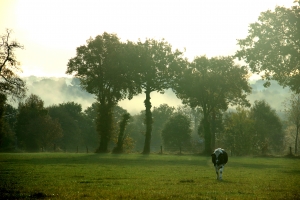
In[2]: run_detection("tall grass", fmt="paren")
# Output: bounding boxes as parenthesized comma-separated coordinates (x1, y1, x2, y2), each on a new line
(0, 153, 299, 199)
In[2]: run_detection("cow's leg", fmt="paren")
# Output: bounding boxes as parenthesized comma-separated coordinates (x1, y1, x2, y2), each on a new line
(219, 165, 224, 180)
(215, 165, 219, 180)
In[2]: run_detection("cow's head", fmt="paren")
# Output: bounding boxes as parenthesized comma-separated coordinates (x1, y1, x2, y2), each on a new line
(213, 148, 223, 157)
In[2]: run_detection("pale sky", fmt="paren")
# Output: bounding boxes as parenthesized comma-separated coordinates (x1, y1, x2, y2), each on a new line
(0, 0, 295, 112)
(0, 0, 295, 77)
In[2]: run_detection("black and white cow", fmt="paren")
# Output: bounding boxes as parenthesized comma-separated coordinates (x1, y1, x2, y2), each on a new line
(211, 148, 228, 180)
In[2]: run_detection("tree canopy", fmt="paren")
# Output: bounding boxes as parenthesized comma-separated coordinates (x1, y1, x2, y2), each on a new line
(0, 29, 26, 100)
(66, 33, 139, 152)
(131, 39, 184, 154)
(161, 113, 192, 152)
(15, 94, 62, 152)
(173, 56, 251, 154)
(236, 2, 300, 93)
(250, 100, 284, 154)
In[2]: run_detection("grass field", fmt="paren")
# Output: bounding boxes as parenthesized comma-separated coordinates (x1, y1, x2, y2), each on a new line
(0, 153, 299, 199)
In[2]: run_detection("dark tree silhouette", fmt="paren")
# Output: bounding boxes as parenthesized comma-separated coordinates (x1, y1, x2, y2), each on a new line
(0, 29, 26, 100)
(15, 94, 62, 152)
(113, 113, 131, 153)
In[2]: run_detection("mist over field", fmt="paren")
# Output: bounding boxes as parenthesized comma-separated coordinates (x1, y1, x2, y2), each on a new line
(10, 76, 291, 114)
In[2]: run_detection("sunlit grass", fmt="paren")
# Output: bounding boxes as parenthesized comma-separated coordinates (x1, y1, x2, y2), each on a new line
(0, 153, 299, 199)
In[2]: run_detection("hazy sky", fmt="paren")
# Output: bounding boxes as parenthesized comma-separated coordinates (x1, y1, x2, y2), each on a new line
(0, 0, 295, 77)
(0, 0, 295, 112)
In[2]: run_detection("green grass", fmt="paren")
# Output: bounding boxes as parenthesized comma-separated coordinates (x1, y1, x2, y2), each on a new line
(0, 153, 299, 199)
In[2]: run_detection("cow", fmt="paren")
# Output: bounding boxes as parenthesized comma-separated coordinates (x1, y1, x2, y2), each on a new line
(211, 148, 228, 180)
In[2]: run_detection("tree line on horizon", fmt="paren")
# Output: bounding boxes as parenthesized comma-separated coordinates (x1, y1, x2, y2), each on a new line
(0, 2, 299, 155)
(0, 94, 294, 156)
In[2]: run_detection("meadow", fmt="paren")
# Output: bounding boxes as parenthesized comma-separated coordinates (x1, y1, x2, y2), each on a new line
(0, 153, 299, 200)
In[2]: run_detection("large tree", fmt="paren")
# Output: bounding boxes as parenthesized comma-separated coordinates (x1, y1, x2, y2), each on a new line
(66, 33, 138, 153)
(0, 29, 26, 99)
(132, 39, 184, 154)
(173, 56, 251, 155)
(236, 2, 300, 93)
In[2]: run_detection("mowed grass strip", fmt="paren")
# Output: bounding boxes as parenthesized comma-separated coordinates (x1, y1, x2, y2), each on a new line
(0, 153, 299, 199)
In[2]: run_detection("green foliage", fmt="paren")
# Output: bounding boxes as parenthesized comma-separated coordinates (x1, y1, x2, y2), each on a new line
(66, 32, 139, 152)
(0, 103, 17, 151)
(283, 93, 300, 154)
(125, 111, 146, 151)
(236, 3, 300, 93)
(221, 102, 284, 155)
(0, 153, 299, 199)
(152, 104, 176, 147)
(0, 94, 6, 148)
(250, 100, 284, 154)
(222, 107, 255, 156)
(130, 39, 184, 154)
(0, 29, 26, 100)
(161, 113, 192, 152)
(173, 56, 251, 155)
(48, 102, 98, 152)
(15, 94, 62, 152)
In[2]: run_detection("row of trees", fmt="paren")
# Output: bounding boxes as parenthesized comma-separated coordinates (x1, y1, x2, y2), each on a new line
(0, 2, 299, 154)
(66, 33, 251, 155)
(64, 2, 300, 154)
(1, 92, 297, 155)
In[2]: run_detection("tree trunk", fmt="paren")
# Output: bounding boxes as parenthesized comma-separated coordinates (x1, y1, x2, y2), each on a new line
(96, 102, 114, 153)
(113, 113, 130, 154)
(211, 110, 216, 150)
(295, 125, 299, 154)
(142, 90, 153, 154)
(203, 112, 211, 155)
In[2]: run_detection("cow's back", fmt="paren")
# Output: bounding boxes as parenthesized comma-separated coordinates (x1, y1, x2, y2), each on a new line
(219, 150, 228, 165)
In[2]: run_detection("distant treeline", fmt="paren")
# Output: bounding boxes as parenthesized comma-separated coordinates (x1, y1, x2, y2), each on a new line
(0, 93, 295, 155)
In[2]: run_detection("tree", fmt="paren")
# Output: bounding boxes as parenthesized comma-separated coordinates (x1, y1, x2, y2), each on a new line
(125, 111, 146, 152)
(48, 102, 88, 151)
(283, 93, 300, 154)
(0, 94, 6, 148)
(222, 107, 255, 156)
(173, 56, 251, 155)
(132, 39, 184, 154)
(66, 33, 139, 153)
(15, 94, 62, 152)
(152, 104, 175, 149)
(250, 100, 284, 154)
(161, 113, 192, 153)
(0, 103, 17, 151)
(0, 29, 26, 99)
(113, 112, 131, 153)
(236, 2, 300, 93)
